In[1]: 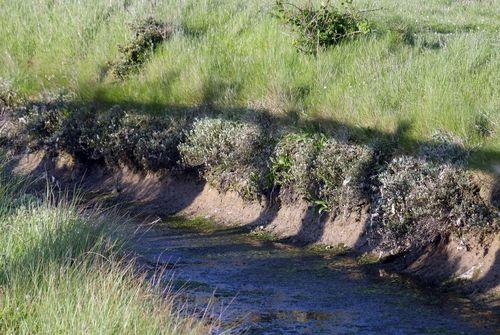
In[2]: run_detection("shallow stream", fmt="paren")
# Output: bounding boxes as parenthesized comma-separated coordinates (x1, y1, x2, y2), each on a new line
(130, 221, 499, 335)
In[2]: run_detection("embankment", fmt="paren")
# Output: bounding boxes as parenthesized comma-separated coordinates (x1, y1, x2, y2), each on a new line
(11, 150, 499, 296)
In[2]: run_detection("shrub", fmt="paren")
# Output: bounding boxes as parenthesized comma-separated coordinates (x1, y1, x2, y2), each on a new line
(108, 17, 173, 79)
(376, 156, 496, 251)
(274, 0, 371, 54)
(270, 133, 324, 202)
(419, 131, 468, 165)
(179, 118, 270, 199)
(0, 79, 19, 107)
(313, 139, 374, 214)
(23, 102, 184, 171)
(113, 113, 185, 171)
(23, 100, 71, 151)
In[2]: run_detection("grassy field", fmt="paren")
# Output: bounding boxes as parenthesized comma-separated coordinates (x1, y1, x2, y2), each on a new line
(0, 0, 498, 165)
(0, 158, 208, 334)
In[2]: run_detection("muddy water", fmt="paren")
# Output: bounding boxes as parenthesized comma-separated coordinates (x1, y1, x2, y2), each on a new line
(131, 222, 499, 335)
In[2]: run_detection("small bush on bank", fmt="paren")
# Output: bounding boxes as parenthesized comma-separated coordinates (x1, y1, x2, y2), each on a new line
(108, 17, 173, 79)
(179, 118, 271, 200)
(270, 133, 323, 202)
(376, 156, 496, 251)
(313, 139, 375, 214)
(271, 133, 376, 213)
(109, 113, 186, 171)
(0, 79, 19, 107)
(24, 102, 184, 171)
(274, 0, 371, 54)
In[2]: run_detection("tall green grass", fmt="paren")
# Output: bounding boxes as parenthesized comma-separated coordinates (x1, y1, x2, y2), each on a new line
(0, 0, 498, 158)
(0, 160, 207, 334)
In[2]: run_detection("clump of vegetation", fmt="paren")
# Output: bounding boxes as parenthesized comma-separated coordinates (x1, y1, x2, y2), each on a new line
(419, 131, 468, 165)
(18, 103, 498, 254)
(108, 17, 173, 79)
(248, 228, 280, 242)
(109, 112, 186, 170)
(274, 0, 371, 53)
(313, 139, 375, 214)
(270, 133, 323, 202)
(24, 101, 184, 171)
(0, 79, 19, 107)
(376, 156, 497, 251)
(271, 133, 375, 213)
(165, 216, 218, 233)
(0, 158, 206, 335)
(179, 118, 271, 200)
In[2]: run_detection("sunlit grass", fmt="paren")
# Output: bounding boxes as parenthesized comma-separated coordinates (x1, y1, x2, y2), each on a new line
(0, 0, 498, 163)
(0, 159, 208, 334)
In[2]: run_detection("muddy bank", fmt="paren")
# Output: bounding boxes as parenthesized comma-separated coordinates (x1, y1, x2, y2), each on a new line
(11, 151, 499, 296)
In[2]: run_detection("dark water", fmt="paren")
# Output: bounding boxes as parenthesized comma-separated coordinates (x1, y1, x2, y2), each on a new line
(130, 222, 499, 335)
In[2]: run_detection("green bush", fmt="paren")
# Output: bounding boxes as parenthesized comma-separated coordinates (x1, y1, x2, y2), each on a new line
(376, 156, 496, 251)
(179, 118, 271, 199)
(109, 113, 185, 171)
(108, 17, 173, 79)
(270, 133, 323, 202)
(24, 102, 184, 171)
(313, 139, 374, 214)
(0, 79, 19, 107)
(274, 0, 371, 54)
(271, 133, 375, 213)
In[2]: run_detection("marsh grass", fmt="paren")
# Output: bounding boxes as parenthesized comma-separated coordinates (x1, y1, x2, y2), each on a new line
(0, 0, 498, 166)
(0, 161, 208, 334)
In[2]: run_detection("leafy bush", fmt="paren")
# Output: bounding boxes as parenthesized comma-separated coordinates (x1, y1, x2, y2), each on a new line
(0, 79, 19, 107)
(112, 113, 185, 171)
(108, 17, 173, 79)
(376, 156, 496, 251)
(271, 133, 375, 213)
(274, 0, 371, 54)
(179, 118, 271, 199)
(313, 139, 374, 214)
(23, 101, 71, 151)
(24, 102, 184, 171)
(270, 132, 323, 202)
(419, 131, 468, 165)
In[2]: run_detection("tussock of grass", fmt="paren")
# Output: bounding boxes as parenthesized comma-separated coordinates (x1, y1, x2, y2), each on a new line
(0, 161, 207, 334)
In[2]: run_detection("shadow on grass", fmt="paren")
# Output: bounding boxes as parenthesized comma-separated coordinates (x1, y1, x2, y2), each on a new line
(41, 93, 499, 172)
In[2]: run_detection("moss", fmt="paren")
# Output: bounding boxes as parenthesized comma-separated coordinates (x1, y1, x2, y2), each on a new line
(308, 243, 351, 257)
(357, 253, 381, 265)
(248, 230, 279, 242)
(164, 216, 217, 233)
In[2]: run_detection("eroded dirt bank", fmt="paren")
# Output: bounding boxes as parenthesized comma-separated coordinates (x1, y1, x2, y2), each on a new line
(11, 151, 499, 297)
